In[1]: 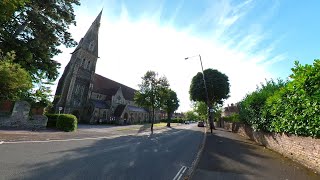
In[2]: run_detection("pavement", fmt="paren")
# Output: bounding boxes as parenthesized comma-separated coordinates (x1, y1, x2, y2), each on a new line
(0, 123, 204, 180)
(192, 128, 320, 180)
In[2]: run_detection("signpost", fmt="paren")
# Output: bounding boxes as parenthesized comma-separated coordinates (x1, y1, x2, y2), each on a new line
(58, 107, 63, 114)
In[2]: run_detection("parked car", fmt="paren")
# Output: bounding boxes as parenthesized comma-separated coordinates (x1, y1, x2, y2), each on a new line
(197, 121, 205, 127)
(184, 121, 190, 124)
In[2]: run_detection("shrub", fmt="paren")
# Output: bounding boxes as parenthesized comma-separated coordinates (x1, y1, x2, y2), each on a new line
(223, 113, 240, 122)
(266, 60, 320, 137)
(46, 114, 60, 128)
(239, 79, 286, 131)
(56, 114, 77, 132)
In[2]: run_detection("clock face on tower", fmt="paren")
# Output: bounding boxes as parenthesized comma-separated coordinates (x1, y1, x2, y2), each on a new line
(89, 40, 95, 51)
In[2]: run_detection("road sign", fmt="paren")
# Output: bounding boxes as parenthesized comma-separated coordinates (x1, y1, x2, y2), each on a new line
(59, 107, 63, 111)
(209, 109, 214, 112)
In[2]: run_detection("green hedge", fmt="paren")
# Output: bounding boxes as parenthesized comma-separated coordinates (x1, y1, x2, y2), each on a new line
(239, 60, 320, 137)
(55, 114, 78, 132)
(161, 118, 185, 123)
(222, 113, 240, 122)
(46, 114, 60, 128)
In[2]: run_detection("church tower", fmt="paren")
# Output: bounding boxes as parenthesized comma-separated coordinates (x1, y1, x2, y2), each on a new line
(53, 10, 102, 120)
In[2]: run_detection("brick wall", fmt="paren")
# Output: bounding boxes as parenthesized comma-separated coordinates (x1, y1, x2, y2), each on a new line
(224, 122, 320, 174)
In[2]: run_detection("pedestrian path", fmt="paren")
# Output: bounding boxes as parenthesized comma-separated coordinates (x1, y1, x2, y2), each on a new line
(192, 128, 320, 180)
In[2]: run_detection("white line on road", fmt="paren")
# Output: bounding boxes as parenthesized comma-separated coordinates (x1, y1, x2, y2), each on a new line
(0, 135, 124, 144)
(173, 166, 187, 180)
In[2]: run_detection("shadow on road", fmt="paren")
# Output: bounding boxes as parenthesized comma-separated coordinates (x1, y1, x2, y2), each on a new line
(11, 127, 203, 180)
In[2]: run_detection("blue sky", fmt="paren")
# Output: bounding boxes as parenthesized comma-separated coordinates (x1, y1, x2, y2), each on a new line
(53, 0, 320, 112)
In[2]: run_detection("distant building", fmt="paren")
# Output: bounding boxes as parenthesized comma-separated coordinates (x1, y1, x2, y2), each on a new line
(221, 103, 239, 117)
(52, 11, 161, 124)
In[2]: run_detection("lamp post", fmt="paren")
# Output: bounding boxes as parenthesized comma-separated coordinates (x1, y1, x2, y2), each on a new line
(185, 55, 215, 133)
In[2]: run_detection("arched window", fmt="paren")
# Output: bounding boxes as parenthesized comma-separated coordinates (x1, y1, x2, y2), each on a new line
(87, 61, 91, 70)
(83, 59, 86, 67)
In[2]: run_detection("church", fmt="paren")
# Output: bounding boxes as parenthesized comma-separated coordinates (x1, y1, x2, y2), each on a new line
(53, 11, 161, 124)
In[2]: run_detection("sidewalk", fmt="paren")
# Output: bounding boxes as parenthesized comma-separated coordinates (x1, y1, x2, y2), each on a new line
(0, 123, 179, 142)
(192, 128, 320, 180)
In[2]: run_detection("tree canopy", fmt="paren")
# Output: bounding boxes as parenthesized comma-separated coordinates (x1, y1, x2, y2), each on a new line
(0, 50, 32, 101)
(190, 68, 230, 106)
(163, 89, 180, 127)
(0, 0, 80, 81)
(134, 71, 169, 132)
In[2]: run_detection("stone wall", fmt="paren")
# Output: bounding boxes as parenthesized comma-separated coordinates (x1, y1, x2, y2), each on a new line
(223, 121, 320, 174)
(0, 101, 47, 130)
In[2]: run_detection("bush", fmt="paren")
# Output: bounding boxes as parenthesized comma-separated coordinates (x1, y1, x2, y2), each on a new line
(266, 60, 320, 137)
(46, 114, 60, 128)
(56, 114, 78, 132)
(239, 79, 286, 131)
(223, 113, 240, 122)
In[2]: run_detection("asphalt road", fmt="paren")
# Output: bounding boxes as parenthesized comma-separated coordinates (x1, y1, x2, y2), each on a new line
(0, 124, 204, 180)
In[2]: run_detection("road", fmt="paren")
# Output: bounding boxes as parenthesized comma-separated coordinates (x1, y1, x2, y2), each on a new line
(0, 124, 204, 180)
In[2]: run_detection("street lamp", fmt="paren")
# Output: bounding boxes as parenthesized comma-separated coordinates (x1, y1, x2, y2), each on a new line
(185, 54, 215, 133)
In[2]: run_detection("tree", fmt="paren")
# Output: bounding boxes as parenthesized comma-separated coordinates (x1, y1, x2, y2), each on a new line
(0, 0, 80, 82)
(193, 101, 207, 121)
(0, 0, 29, 24)
(134, 71, 169, 132)
(189, 68, 230, 132)
(163, 89, 180, 127)
(0, 50, 32, 101)
(185, 110, 199, 121)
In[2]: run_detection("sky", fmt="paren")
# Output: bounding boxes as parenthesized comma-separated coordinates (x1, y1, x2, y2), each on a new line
(52, 0, 320, 112)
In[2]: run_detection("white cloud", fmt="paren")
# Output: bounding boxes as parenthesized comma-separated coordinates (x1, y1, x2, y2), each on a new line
(52, 1, 284, 112)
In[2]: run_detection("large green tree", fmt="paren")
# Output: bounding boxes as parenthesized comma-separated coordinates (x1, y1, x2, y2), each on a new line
(163, 89, 179, 127)
(0, 0, 80, 81)
(134, 71, 169, 133)
(189, 68, 230, 132)
(0, 50, 32, 101)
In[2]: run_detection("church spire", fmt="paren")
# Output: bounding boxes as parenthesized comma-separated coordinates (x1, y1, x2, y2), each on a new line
(77, 10, 102, 57)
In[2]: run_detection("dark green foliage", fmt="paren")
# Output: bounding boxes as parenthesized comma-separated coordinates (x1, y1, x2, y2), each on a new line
(239, 59, 320, 137)
(239, 79, 286, 131)
(162, 89, 180, 127)
(0, 0, 80, 82)
(134, 71, 169, 131)
(0, 50, 32, 101)
(190, 69, 230, 105)
(161, 118, 184, 123)
(46, 114, 60, 128)
(55, 114, 77, 132)
(266, 60, 320, 137)
(222, 113, 240, 122)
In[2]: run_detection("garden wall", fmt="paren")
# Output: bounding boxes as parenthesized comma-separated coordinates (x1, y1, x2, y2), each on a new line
(0, 101, 47, 129)
(224, 121, 320, 174)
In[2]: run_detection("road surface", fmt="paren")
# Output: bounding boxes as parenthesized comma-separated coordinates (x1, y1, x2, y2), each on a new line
(0, 124, 204, 180)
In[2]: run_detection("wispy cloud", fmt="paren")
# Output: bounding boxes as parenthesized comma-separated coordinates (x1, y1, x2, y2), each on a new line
(52, 0, 286, 111)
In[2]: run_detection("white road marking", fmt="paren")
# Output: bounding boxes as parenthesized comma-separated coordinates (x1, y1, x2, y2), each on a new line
(173, 166, 187, 180)
(1, 135, 123, 144)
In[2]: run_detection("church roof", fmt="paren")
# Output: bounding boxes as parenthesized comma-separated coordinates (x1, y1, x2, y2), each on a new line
(93, 74, 136, 101)
(91, 99, 110, 109)
(127, 105, 148, 113)
(114, 104, 126, 117)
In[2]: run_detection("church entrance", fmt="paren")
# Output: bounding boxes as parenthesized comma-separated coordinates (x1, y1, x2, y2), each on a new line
(124, 113, 128, 124)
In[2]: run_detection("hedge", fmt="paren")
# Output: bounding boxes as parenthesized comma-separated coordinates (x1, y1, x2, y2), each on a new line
(56, 114, 77, 132)
(239, 60, 320, 137)
(46, 114, 60, 128)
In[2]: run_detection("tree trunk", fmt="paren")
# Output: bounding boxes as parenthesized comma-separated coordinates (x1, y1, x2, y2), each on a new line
(208, 104, 215, 133)
(151, 107, 155, 133)
(167, 112, 171, 127)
